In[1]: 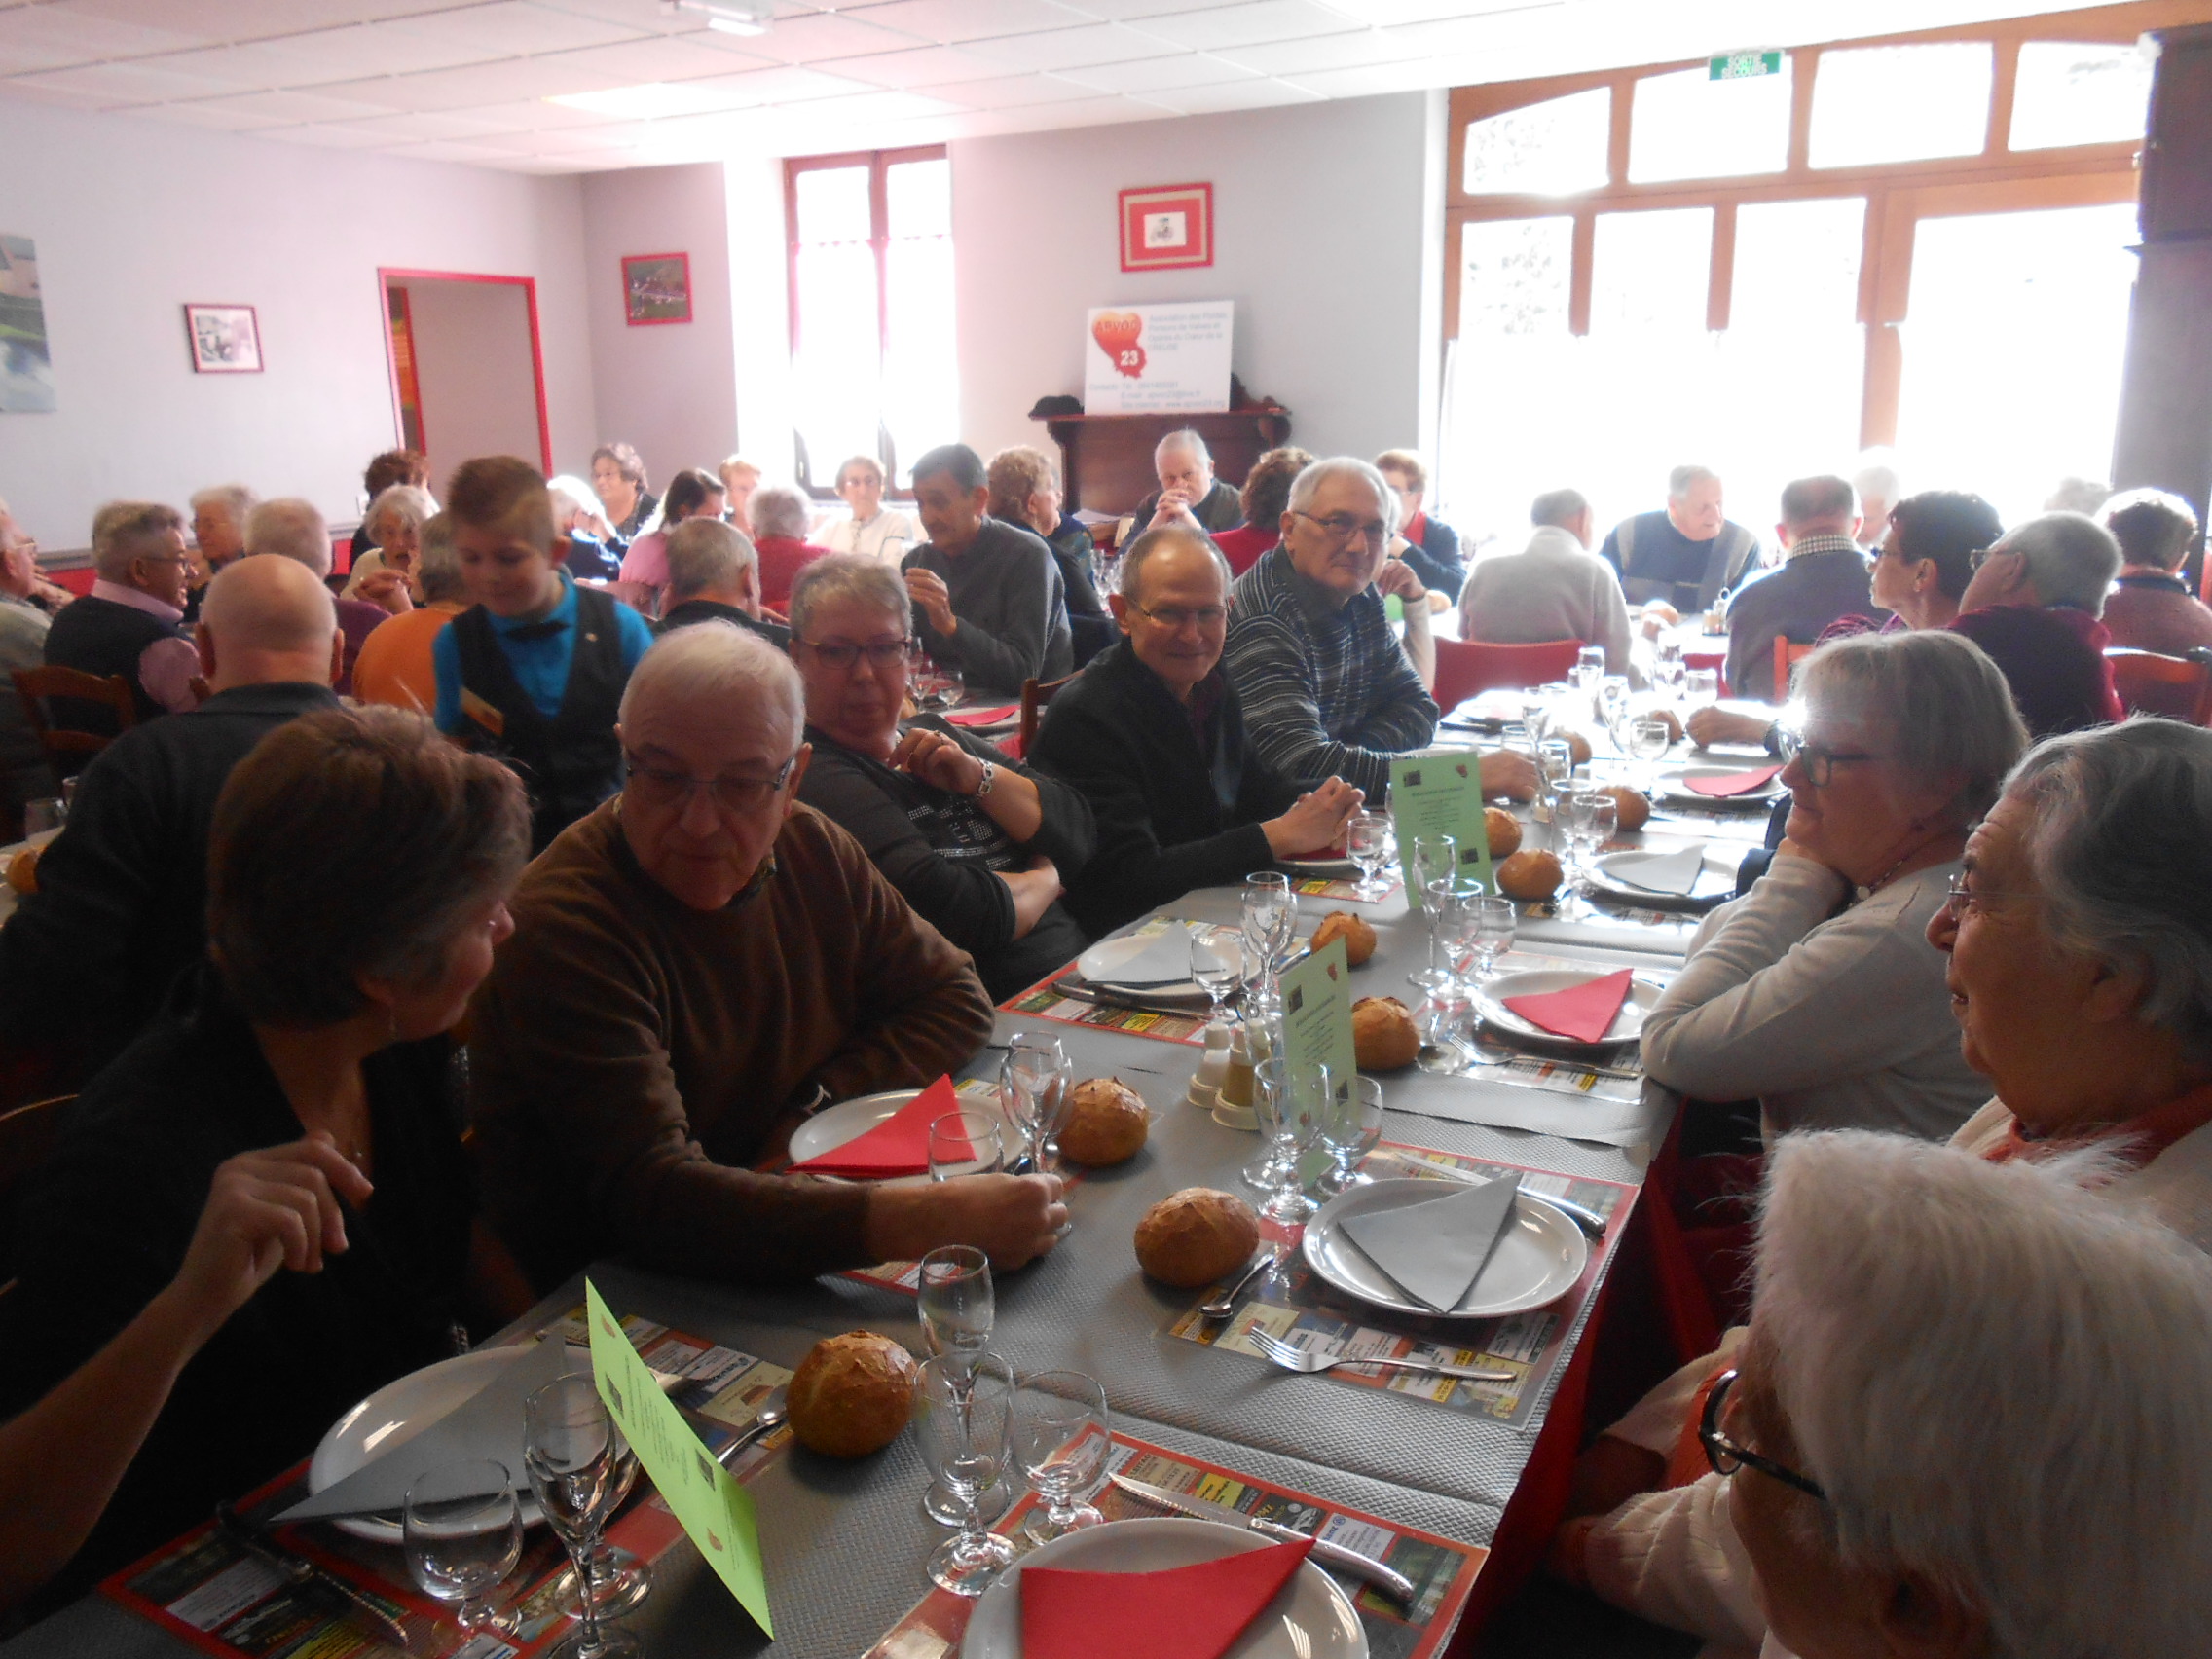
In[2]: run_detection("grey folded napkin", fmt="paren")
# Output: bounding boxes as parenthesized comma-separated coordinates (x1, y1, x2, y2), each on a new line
(1603, 844, 1709, 896)
(1338, 1178, 1520, 1313)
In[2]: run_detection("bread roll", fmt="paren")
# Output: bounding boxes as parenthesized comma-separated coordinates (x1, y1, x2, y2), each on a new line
(1598, 784, 1650, 833)
(786, 1331, 917, 1457)
(1496, 849, 1564, 900)
(1555, 728, 1594, 766)
(1352, 995, 1419, 1070)
(1309, 910, 1376, 966)
(1135, 1188, 1260, 1288)
(6, 845, 38, 895)
(1060, 1077, 1149, 1166)
(1484, 806, 1523, 861)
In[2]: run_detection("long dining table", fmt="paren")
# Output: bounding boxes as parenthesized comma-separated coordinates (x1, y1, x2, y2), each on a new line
(2, 729, 1772, 1659)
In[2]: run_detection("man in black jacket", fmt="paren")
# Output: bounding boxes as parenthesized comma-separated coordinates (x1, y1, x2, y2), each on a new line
(0, 555, 343, 1075)
(1029, 525, 1361, 936)
(654, 517, 790, 648)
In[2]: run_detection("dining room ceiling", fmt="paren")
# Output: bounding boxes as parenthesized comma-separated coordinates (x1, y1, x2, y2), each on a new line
(0, 0, 2085, 173)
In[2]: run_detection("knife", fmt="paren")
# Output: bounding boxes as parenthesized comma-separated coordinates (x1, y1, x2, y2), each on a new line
(1107, 1473, 1416, 1604)
(215, 1504, 413, 1650)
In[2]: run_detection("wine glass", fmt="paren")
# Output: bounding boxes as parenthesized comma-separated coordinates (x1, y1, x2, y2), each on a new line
(918, 1245, 994, 1379)
(1629, 717, 1674, 762)
(1240, 872, 1296, 997)
(1572, 645, 1604, 697)
(1250, 1057, 1329, 1224)
(1009, 1032, 1072, 1175)
(1597, 675, 1630, 743)
(1407, 832, 1457, 923)
(914, 1353, 1018, 1596)
(523, 1377, 641, 1659)
(1416, 879, 1477, 1073)
(1684, 667, 1719, 705)
(997, 1049, 1040, 1173)
(405, 1459, 523, 1637)
(1653, 638, 1685, 701)
(1316, 1076, 1385, 1195)
(914, 653, 964, 712)
(1012, 1371, 1111, 1544)
(1346, 811, 1393, 901)
(1470, 895, 1516, 982)
(1559, 791, 1600, 880)
(1189, 924, 1245, 1027)
(1535, 739, 1575, 829)
(929, 1111, 1003, 1182)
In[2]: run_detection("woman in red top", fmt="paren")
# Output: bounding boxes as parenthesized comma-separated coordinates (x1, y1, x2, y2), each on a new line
(748, 484, 831, 611)
(1209, 446, 1310, 576)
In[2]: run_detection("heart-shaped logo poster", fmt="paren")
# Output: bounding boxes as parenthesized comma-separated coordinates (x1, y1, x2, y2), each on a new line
(1091, 310, 1147, 379)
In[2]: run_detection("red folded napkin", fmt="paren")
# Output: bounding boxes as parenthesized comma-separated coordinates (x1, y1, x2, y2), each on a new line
(944, 704, 1018, 727)
(790, 1076, 964, 1178)
(1502, 970, 1635, 1043)
(1683, 764, 1783, 797)
(1022, 1536, 1312, 1659)
(1286, 841, 1348, 861)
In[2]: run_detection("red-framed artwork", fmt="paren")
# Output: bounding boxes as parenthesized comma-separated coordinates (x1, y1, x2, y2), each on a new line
(1118, 182, 1213, 273)
(622, 251, 692, 325)
(183, 303, 262, 373)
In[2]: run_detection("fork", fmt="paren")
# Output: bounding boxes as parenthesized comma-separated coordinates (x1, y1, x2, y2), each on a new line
(1245, 1327, 1515, 1383)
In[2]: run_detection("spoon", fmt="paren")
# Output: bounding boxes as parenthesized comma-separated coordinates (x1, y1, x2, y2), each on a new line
(1199, 1249, 1281, 1320)
(715, 1386, 789, 1466)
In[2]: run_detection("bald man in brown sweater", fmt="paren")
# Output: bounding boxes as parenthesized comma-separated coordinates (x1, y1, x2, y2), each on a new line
(469, 623, 1066, 1289)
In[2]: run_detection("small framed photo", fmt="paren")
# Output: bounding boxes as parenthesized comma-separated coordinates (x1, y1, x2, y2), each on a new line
(184, 304, 262, 374)
(1119, 183, 1213, 273)
(622, 252, 692, 326)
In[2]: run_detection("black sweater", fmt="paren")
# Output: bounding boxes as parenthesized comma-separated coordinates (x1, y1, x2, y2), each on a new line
(1027, 641, 1299, 936)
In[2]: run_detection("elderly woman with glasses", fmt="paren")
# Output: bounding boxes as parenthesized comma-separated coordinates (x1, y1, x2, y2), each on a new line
(342, 483, 436, 611)
(788, 554, 1095, 1001)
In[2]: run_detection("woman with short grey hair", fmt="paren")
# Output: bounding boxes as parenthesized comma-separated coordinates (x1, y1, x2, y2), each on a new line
(1643, 629, 2029, 1145)
(343, 484, 436, 607)
(749, 484, 830, 610)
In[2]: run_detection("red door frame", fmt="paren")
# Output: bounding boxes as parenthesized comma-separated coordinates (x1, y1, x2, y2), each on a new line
(375, 268, 553, 475)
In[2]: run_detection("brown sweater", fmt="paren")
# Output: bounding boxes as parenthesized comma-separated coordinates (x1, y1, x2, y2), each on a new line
(468, 798, 996, 1289)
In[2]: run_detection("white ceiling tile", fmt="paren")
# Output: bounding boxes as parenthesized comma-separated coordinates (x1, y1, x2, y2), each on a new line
(326, 106, 512, 138)
(1132, 71, 1319, 112)
(681, 61, 872, 103)
(379, 135, 515, 159)
(8, 58, 246, 103)
(518, 0, 708, 33)
(181, 85, 405, 119)
(266, 119, 396, 146)
(377, 2, 644, 57)
(1055, 0, 1202, 19)
(921, 69, 1105, 108)
(815, 43, 1019, 89)
(0, 5, 207, 73)
(0, 74, 116, 106)
(1313, 0, 1553, 26)
(738, 11, 931, 64)
(797, 85, 956, 121)
(1276, 53, 1441, 96)
(545, 77, 766, 115)
(143, 97, 294, 128)
(445, 92, 632, 127)
(131, 37, 371, 89)
(963, 20, 1179, 71)
(939, 91, 1158, 134)
(522, 30, 769, 82)
(1130, 0, 1361, 52)
(1051, 50, 1255, 92)
(60, 0, 436, 36)
(319, 55, 627, 109)
(235, 20, 510, 79)
(1208, 23, 1407, 74)
(487, 152, 602, 171)
(842, 0, 1095, 47)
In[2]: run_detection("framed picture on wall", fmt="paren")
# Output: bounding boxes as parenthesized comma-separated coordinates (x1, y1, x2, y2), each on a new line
(184, 303, 262, 374)
(1118, 183, 1213, 273)
(623, 252, 692, 325)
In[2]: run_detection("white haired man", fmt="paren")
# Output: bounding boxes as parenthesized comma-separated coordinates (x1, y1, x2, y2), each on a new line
(1600, 464, 1764, 617)
(469, 623, 1066, 1291)
(656, 517, 788, 647)
(1950, 510, 2124, 735)
(42, 501, 200, 735)
(244, 496, 396, 696)
(902, 442, 1072, 696)
(186, 483, 256, 622)
(1457, 488, 1632, 674)
(1134, 429, 1243, 535)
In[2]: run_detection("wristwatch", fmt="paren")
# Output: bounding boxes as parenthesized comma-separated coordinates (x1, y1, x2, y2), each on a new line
(974, 760, 997, 798)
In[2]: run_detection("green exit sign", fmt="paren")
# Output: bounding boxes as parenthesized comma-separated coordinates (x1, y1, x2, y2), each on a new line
(1710, 50, 1783, 80)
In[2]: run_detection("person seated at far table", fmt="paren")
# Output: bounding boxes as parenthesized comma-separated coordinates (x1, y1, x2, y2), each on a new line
(435, 456, 656, 852)
(1562, 718, 2212, 1653)
(793, 554, 1093, 1001)
(1723, 475, 1875, 703)
(1602, 464, 1764, 619)
(656, 517, 790, 648)
(903, 442, 1072, 697)
(547, 473, 627, 585)
(618, 465, 726, 608)
(1375, 449, 1464, 601)
(353, 513, 467, 714)
(1227, 457, 1533, 804)
(0, 497, 56, 821)
(245, 497, 393, 694)
(1030, 525, 1362, 937)
(717, 453, 762, 538)
(2099, 487, 2212, 657)
(1948, 511, 2125, 737)
(1457, 488, 1632, 676)
(1211, 445, 1311, 575)
(748, 484, 831, 612)
(185, 483, 257, 623)
(987, 444, 1111, 666)
(342, 482, 435, 608)
(0, 554, 345, 1075)
(42, 500, 199, 737)
(468, 624, 1066, 1292)
(1708, 1131, 2212, 1659)
(0, 706, 534, 1603)
(344, 448, 428, 570)
(1133, 427, 1243, 534)
(591, 440, 657, 540)
(818, 453, 920, 567)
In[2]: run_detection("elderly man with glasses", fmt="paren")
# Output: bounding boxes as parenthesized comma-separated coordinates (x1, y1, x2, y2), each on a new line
(1224, 456, 1533, 803)
(470, 622, 1066, 1293)
(42, 500, 201, 738)
(1030, 523, 1362, 935)
(1947, 510, 2126, 738)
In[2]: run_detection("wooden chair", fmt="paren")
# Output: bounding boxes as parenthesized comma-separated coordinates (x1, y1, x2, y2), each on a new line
(1773, 636, 1815, 699)
(1017, 671, 1079, 754)
(11, 665, 137, 788)
(0, 1094, 72, 1296)
(1429, 637, 1582, 713)
(2106, 646, 2212, 725)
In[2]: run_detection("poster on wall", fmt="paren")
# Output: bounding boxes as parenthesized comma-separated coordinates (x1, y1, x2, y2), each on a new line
(1083, 301, 1234, 417)
(0, 233, 56, 412)
(623, 252, 692, 325)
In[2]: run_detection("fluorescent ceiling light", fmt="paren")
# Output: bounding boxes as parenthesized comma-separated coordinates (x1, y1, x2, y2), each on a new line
(546, 82, 746, 119)
(667, 0, 772, 36)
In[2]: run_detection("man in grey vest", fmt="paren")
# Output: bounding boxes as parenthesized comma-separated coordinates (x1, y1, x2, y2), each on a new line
(1599, 464, 1762, 616)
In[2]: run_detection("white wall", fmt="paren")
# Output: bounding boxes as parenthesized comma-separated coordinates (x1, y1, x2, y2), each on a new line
(0, 95, 594, 549)
(394, 278, 544, 492)
(948, 92, 1447, 473)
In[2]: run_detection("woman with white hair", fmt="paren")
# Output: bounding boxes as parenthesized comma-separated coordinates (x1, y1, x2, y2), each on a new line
(817, 454, 918, 567)
(342, 483, 435, 608)
(546, 474, 624, 583)
(749, 484, 830, 611)
(1721, 1130, 2212, 1659)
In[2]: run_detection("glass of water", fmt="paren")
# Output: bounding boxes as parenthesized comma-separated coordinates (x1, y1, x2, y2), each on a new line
(1318, 1076, 1385, 1194)
(1251, 1057, 1330, 1224)
(1629, 717, 1674, 762)
(918, 1245, 994, 1380)
(1012, 1371, 1111, 1544)
(523, 1378, 639, 1659)
(1007, 1032, 1072, 1174)
(1597, 675, 1631, 741)
(405, 1459, 523, 1636)
(1469, 895, 1517, 982)
(1346, 810, 1394, 901)
(1190, 924, 1245, 1026)
(1684, 667, 1719, 704)
(1572, 645, 1605, 697)
(915, 1353, 1018, 1596)
(929, 1111, 1003, 1182)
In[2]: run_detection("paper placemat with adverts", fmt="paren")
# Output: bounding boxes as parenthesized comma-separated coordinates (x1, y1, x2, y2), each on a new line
(1289, 870, 1402, 903)
(1166, 1144, 1635, 1430)
(999, 918, 1221, 1048)
(858, 1430, 1486, 1659)
(99, 1309, 793, 1659)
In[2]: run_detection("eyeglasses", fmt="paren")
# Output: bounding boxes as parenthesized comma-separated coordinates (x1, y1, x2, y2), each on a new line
(624, 751, 797, 816)
(801, 637, 915, 672)
(1967, 543, 2011, 571)
(1700, 1370, 1828, 1503)
(1941, 868, 2035, 917)
(1291, 510, 1390, 548)
(1774, 728, 1878, 787)
(1126, 600, 1228, 631)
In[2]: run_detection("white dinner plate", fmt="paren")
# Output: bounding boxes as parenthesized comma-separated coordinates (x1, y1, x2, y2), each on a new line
(1654, 766, 1787, 807)
(1279, 853, 1358, 878)
(1075, 932, 1216, 1000)
(308, 1349, 550, 1543)
(1471, 969, 1663, 1049)
(1587, 849, 1738, 907)
(961, 1518, 1367, 1659)
(788, 1088, 1008, 1180)
(1303, 1178, 1588, 1321)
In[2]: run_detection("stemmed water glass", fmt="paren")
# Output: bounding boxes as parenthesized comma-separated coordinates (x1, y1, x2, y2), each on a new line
(1416, 879, 1478, 1073)
(1240, 872, 1296, 998)
(918, 1244, 998, 1526)
(1629, 717, 1674, 762)
(929, 1111, 1003, 1182)
(1468, 895, 1516, 983)
(1012, 1371, 1111, 1543)
(1571, 645, 1605, 699)
(1597, 675, 1631, 745)
(1346, 811, 1394, 901)
(523, 1377, 641, 1659)
(915, 1353, 1018, 1595)
(1316, 1077, 1385, 1195)
(1251, 1057, 1330, 1224)
(1561, 791, 1618, 908)
(1190, 924, 1245, 1028)
(1006, 1032, 1072, 1174)
(913, 654, 964, 712)
(1536, 740, 1576, 831)
(1684, 667, 1719, 705)
(1407, 833, 1458, 928)
(405, 1459, 523, 1637)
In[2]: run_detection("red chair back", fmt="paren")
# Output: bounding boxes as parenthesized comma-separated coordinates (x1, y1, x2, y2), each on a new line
(2106, 647, 2212, 724)
(1431, 637, 1582, 712)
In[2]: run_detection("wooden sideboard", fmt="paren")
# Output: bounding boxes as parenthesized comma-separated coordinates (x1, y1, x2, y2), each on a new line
(1035, 406, 1293, 517)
